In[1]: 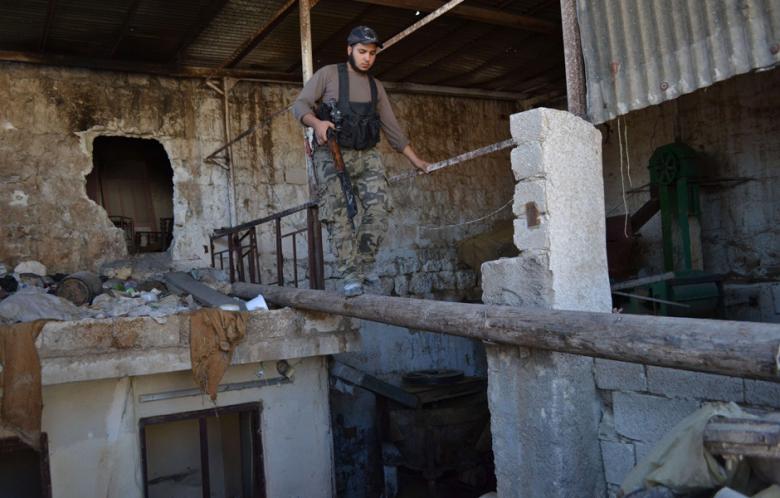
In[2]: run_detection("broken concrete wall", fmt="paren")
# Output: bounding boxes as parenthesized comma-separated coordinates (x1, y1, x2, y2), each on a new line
(600, 67, 780, 322)
(42, 358, 334, 498)
(0, 62, 516, 298)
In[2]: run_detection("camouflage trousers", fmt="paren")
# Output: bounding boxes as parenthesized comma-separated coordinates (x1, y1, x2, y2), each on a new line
(313, 146, 391, 282)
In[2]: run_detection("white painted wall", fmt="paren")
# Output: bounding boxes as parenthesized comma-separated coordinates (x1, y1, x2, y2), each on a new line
(41, 357, 334, 498)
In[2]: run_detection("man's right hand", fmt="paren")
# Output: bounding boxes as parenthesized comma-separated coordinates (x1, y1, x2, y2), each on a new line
(313, 120, 336, 145)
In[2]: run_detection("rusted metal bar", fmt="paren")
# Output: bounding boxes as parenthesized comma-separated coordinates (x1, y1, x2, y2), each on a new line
(223, 77, 238, 225)
(213, 201, 316, 236)
(227, 232, 236, 283)
(306, 207, 317, 289)
(209, 236, 216, 268)
(233, 233, 246, 282)
(233, 284, 780, 383)
(382, 0, 466, 51)
(291, 233, 299, 287)
(560, 0, 587, 119)
(199, 417, 210, 498)
(352, 0, 559, 34)
(314, 213, 325, 289)
(205, 105, 293, 166)
(389, 137, 517, 183)
(275, 219, 284, 286)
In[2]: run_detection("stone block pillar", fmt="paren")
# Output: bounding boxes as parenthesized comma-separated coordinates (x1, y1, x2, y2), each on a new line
(481, 108, 611, 497)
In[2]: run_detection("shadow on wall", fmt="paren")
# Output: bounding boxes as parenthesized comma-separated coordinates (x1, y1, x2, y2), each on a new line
(85, 136, 174, 254)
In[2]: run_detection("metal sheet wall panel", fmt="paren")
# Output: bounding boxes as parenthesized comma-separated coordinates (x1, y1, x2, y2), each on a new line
(577, 0, 780, 124)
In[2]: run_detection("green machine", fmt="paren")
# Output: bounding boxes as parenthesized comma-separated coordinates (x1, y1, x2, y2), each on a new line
(618, 143, 723, 317)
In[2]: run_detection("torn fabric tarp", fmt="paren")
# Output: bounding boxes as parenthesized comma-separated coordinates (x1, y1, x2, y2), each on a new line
(0, 320, 47, 450)
(189, 308, 248, 401)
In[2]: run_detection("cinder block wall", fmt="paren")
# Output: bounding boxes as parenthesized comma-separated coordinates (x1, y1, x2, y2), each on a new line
(596, 360, 780, 495)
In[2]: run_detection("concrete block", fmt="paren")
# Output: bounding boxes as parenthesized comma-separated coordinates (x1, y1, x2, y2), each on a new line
(512, 179, 547, 218)
(594, 359, 647, 391)
(646, 366, 744, 402)
(600, 440, 636, 485)
(613, 391, 699, 442)
(745, 380, 780, 409)
(511, 142, 544, 180)
(481, 255, 552, 307)
(487, 346, 602, 498)
(408, 272, 433, 295)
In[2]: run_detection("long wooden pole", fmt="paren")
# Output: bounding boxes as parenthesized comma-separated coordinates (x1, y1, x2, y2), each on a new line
(233, 283, 780, 383)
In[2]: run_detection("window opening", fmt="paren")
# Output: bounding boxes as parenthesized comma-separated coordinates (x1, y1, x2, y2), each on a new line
(0, 434, 52, 498)
(86, 136, 174, 253)
(139, 403, 264, 498)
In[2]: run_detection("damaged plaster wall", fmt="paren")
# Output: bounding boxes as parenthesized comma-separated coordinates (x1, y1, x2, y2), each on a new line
(597, 68, 780, 494)
(0, 62, 516, 296)
(600, 67, 780, 322)
(42, 358, 334, 498)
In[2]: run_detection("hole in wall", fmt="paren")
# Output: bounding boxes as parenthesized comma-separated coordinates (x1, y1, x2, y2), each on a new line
(85, 136, 174, 254)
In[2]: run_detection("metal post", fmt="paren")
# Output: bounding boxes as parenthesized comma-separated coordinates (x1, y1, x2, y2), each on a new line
(199, 417, 211, 498)
(560, 0, 587, 119)
(222, 77, 239, 225)
(306, 206, 317, 289)
(275, 219, 284, 286)
(298, 0, 318, 199)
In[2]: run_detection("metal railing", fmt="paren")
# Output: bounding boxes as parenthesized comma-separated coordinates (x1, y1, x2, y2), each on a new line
(210, 201, 325, 289)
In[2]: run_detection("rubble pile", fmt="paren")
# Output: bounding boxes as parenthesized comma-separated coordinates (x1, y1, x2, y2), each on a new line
(0, 258, 237, 324)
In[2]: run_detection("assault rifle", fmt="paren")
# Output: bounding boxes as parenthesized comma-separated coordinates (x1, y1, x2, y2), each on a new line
(323, 100, 358, 228)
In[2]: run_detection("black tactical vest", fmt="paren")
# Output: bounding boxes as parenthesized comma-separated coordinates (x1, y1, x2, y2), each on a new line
(318, 63, 381, 150)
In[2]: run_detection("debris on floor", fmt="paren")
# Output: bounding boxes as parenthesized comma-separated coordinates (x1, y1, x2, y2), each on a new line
(620, 403, 780, 498)
(0, 254, 272, 325)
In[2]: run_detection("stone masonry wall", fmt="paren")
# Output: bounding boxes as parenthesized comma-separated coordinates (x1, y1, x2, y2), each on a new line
(0, 62, 516, 301)
(600, 67, 780, 322)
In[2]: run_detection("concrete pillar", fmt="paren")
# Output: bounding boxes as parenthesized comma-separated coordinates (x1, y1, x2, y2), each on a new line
(481, 108, 611, 497)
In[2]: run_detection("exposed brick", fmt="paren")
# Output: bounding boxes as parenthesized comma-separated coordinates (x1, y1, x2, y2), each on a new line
(594, 359, 646, 391)
(646, 366, 744, 402)
(613, 391, 699, 442)
(600, 440, 635, 485)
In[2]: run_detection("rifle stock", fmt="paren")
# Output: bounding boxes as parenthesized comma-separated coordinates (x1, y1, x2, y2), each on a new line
(327, 129, 359, 225)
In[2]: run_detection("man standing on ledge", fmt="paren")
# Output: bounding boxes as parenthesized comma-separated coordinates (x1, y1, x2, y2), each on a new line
(292, 26, 430, 297)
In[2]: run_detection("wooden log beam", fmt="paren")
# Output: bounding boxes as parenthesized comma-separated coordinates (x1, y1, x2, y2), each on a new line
(232, 283, 780, 382)
(351, 0, 559, 35)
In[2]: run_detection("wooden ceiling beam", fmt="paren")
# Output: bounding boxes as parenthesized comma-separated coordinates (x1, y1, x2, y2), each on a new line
(285, 5, 374, 73)
(170, 0, 232, 63)
(351, 0, 559, 35)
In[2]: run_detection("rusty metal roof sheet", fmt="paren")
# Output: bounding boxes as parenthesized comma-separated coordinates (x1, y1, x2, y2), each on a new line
(0, 0, 565, 99)
(577, 0, 780, 124)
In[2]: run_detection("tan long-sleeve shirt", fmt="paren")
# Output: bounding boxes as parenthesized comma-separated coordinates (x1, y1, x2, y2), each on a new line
(292, 64, 410, 152)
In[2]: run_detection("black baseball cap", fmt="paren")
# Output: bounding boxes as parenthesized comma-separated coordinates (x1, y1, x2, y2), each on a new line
(347, 26, 383, 48)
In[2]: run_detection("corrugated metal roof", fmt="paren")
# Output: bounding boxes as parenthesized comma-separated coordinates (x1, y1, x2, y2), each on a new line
(0, 0, 566, 99)
(577, 0, 780, 124)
